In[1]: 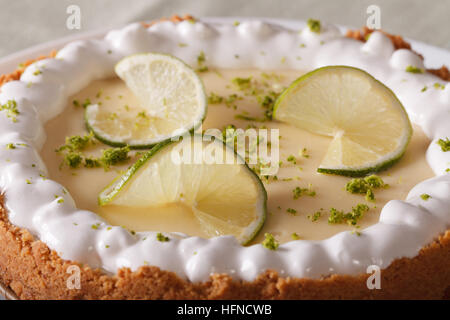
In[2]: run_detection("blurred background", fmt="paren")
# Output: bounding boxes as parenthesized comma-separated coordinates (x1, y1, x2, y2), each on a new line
(0, 0, 449, 58)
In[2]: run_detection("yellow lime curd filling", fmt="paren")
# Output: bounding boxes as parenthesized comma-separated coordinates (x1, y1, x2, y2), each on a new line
(40, 69, 435, 244)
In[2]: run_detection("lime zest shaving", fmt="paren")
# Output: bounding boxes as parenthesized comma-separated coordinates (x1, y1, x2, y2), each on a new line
(262, 233, 279, 250)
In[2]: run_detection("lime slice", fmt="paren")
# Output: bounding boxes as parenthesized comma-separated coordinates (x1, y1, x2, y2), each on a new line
(85, 53, 207, 149)
(273, 66, 412, 177)
(99, 135, 267, 245)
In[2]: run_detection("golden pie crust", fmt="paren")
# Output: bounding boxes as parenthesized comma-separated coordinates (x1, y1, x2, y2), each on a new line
(0, 16, 449, 299)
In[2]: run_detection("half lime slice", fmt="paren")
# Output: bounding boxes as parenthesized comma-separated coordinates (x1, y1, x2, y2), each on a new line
(273, 66, 412, 177)
(99, 135, 267, 245)
(85, 53, 207, 149)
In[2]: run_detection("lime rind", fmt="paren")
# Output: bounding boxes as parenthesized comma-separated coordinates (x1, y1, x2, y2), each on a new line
(316, 155, 404, 177)
(85, 104, 205, 149)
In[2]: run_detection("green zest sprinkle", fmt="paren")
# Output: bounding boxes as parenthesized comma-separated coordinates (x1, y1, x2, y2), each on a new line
(328, 204, 369, 226)
(233, 21, 240, 26)
(0, 100, 20, 123)
(232, 77, 252, 91)
(345, 175, 388, 201)
(156, 232, 170, 242)
(287, 155, 296, 164)
(307, 18, 321, 33)
(108, 112, 118, 120)
(346, 178, 370, 194)
(291, 233, 301, 240)
(64, 152, 83, 168)
(82, 98, 92, 108)
(84, 157, 101, 168)
(307, 209, 323, 222)
(196, 51, 208, 73)
(57, 198, 64, 204)
(225, 94, 241, 109)
(364, 175, 386, 188)
(262, 233, 279, 250)
(420, 193, 431, 201)
(258, 94, 276, 120)
(229, 73, 282, 122)
(222, 124, 237, 140)
(421, 86, 427, 92)
(26, 179, 32, 184)
(56, 131, 131, 170)
(433, 83, 445, 90)
(137, 111, 148, 119)
(91, 223, 100, 230)
(300, 148, 310, 158)
(286, 208, 297, 215)
(6, 143, 16, 150)
(101, 146, 130, 167)
(437, 137, 450, 152)
(292, 185, 316, 199)
(57, 132, 94, 152)
(405, 65, 424, 74)
(207, 92, 224, 104)
(365, 189, 375, 202)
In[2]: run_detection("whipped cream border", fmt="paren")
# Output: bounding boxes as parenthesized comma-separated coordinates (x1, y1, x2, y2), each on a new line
(0, 20, 449, 282)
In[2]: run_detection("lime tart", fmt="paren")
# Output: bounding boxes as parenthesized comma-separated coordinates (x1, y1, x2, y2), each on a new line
(0, 15, 449, 299)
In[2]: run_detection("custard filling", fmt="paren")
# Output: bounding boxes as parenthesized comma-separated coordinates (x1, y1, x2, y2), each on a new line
(40, 69, 435, 244)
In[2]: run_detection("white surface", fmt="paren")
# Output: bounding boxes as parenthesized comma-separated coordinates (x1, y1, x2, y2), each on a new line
(0, 16, 448, 298)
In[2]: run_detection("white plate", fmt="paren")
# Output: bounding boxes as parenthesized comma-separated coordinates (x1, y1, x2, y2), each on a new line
(0, 17, 448, 300)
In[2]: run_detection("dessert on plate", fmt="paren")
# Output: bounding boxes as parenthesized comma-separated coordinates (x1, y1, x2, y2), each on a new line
(0, 15, 449, 299)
